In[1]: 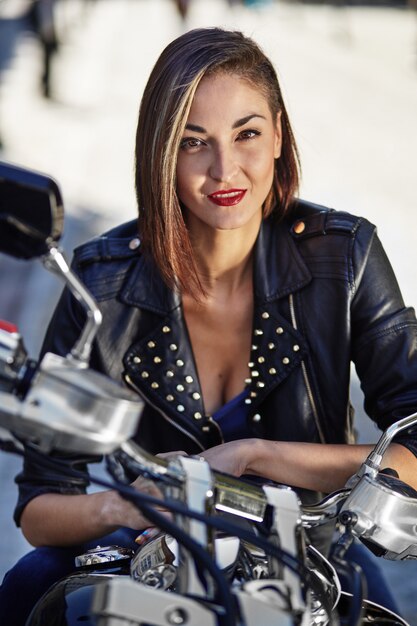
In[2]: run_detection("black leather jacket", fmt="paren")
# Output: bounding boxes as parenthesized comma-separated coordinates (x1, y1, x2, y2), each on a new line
(14, 200, 417, 528)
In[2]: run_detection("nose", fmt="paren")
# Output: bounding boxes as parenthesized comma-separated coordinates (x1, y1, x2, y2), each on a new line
(209, 145, 238, 183)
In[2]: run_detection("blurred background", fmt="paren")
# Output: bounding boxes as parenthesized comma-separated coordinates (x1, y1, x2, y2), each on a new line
(0, 0, 416, 622)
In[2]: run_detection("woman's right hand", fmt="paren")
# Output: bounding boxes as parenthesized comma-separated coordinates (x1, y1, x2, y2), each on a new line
(102, 474, 170, 531)
(20, 455, 184, 547)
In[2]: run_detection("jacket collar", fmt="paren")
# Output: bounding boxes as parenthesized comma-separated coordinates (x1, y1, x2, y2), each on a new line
(253, 214, 312, 303)
(120, 215, 312, 313)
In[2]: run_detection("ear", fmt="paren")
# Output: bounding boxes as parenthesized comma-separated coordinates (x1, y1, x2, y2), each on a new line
(274, 111, 282, 159)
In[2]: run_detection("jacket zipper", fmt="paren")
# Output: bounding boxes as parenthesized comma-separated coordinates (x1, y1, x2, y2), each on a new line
(288, 294, 326, 444)
(207, 416, 225, 445)
(124, 373, 205, 452)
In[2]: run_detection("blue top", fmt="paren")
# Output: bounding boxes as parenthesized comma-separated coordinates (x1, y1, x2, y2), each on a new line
(212, 390, 251, 442)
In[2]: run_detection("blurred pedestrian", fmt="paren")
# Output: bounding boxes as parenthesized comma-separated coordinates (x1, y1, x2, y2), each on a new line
(27, 0, 59, 98)
(173, 0, 191, 21)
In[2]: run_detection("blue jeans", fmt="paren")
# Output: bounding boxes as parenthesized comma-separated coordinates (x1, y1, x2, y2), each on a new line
(338, 539, 401, 616)
(0, 528, 138, 626)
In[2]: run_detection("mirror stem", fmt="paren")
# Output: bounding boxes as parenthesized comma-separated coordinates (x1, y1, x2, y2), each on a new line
(42, 246, 102, 364)
(346, 410, 417, 488)
(366, 411, 417, 470)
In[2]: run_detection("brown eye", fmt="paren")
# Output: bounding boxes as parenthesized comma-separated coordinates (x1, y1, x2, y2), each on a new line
(180, 137, 205, 150)
(237, 129, 261, 141)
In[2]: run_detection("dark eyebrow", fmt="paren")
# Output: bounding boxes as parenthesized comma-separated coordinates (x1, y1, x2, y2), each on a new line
(184, 114, 266, 134)
(185, 123, 206, 133)
(232, 114, 266, 129)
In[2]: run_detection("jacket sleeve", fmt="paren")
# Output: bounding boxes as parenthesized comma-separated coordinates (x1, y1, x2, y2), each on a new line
(14, 445, 97, 527)
(351, 222, 417, 454)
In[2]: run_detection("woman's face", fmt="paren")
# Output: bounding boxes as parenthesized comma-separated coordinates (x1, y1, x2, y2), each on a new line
(176, 72, 282, 234)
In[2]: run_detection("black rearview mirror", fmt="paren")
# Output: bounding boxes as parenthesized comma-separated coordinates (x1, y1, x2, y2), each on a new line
(0, 161, 64, 259)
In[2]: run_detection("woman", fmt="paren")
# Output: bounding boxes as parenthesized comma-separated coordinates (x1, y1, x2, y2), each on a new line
(2, 27, 417, 624)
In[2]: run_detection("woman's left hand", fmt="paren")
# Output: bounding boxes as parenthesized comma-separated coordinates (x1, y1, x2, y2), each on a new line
(200, 439, 256, 477)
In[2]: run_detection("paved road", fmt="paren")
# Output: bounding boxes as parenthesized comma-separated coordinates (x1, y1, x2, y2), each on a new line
(0, 0, 416, 622)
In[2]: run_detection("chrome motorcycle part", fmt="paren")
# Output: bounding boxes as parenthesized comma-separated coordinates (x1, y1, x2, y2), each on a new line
(366, 411, 417, 475)
(75, 545, 134, 568)
(340, 471, 417, 560)
(166, 455, 216, 597)
(306, 545, 341, 624)
(262, 484, 306, 614)
(131, 532, 242, 590)
(131, 533, 176, 587)
(300, 489, 350, 529)
(41, 245, 103, 364)
(93, 575, 303, 626)
(215, 473, 267, 522)
(0, 350, 142, 453)
(92, 576, 219, 626)
(140, 565, 178, 590)
(339, 592, 409, 626)
(347, 411, 417, 488)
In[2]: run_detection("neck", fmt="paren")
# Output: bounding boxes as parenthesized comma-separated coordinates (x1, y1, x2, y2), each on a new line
(190, 224, 260, 300)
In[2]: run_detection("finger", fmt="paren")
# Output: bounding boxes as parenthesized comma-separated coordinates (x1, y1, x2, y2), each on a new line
(135, 526, 160, 545)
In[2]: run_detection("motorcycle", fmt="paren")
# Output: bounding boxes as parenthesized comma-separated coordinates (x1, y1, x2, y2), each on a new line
(1, 160, 417, 626)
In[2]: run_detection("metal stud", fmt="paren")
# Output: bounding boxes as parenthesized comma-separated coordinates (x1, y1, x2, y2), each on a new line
(177, 405, 185, 412)
(252, 345, 258, 351)
(276, 327, 284, 335)
(252, 370, 259, 377)
(129, 237, 140, 250)
(248, 362, 255, 368)
(166, 370, 174, 378)
(269, 368, 277, 375)
(176, 384, 185, 392)
(282, 357, 290, 365)
(193, 412, 202, 420)
(244, 378, 252, 385)
(192, 392, 201, 400)
(245, 398, 252, 405)
(141, 371, 149, 378)
(254, 329, 263, 336)
(261, 312, 270, 319)
(252, 413, 261, 422)
(166, 394, 174, 402)
(268, 343, 275, 350)
(293, 344, 300, 352)
(293, 220, 306, 235)
(202, 425, 210, 432)
(258, 356, 265, 363)
(185, 375, 193, 384)
(162, 326, 171, 333)
(151, 382, 159, 389)
(169, 344, 178, 351)
(256, 381, 265, 388)
(147, 341, 156, 349)
(176, 359, 184, 367)
(133, 356, 141, 364)
(154, 356, 162, 364)
(250, 391, 257, 398)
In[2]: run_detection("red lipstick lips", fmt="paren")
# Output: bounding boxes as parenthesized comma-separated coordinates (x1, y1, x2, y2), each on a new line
(207, 189, 247, 207)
